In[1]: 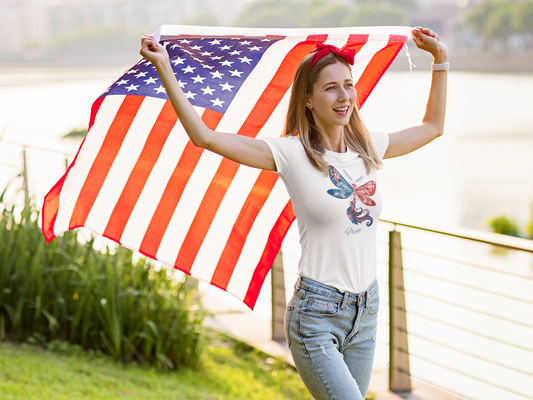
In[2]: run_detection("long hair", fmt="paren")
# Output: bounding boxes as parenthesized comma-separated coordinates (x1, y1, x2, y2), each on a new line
(283, 51, 383, 175)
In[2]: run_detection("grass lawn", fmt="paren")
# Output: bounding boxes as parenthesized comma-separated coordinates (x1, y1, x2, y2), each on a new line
(0, 332, 313, 400)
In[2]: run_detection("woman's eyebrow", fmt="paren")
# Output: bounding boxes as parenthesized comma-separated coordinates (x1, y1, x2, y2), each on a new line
(322, 79, 354, 87)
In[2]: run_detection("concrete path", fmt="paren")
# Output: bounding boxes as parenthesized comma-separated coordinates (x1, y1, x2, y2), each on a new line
(202, 292, 468, 400)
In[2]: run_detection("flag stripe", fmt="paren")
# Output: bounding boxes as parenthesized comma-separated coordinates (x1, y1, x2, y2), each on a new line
(173, 35, 327, 274)
(356, 35, 406, 107)
(68, 95, 144, 229)
(103, 100, 178, 242)
(210, 169, 279, 290)
(138, 108, 223, 258)
(243, 200, 295, 309)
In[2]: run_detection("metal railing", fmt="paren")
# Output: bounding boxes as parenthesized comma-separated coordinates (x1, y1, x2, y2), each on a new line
(272, 217, 533, 400)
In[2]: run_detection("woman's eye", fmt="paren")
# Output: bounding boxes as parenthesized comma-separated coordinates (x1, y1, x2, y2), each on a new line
(326, 86, 336, 91)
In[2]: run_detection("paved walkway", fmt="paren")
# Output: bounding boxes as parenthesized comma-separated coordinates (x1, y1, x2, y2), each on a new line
(202, 293, 468, 400)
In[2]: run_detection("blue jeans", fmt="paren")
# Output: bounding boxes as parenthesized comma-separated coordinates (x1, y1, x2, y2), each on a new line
(285, 276, 379, 400)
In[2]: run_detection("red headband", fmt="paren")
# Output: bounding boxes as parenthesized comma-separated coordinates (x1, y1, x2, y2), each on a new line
(310, 42, 355, 68)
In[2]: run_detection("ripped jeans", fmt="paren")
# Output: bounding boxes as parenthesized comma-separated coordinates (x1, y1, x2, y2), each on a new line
(285, 276, 379, 400)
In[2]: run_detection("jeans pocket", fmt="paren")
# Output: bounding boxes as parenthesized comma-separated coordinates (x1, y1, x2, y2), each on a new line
(301, 296, 340, 317)
(285, 305, 294, 349)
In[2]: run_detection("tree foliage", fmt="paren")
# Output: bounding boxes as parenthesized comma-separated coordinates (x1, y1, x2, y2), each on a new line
(233, 0, 303, 28)
(344, 3, 405, 27)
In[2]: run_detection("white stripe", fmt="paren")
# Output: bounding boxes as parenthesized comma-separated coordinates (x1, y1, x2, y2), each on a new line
(159, 25, 413, 39)
(53, 95, 125, 236)
(226, 180, 290, 300)
(84, 97, 165, 235)
(120, 107, 205, 249)
(155, 148, 224, 264)
(258, 87, 291, 138)
(351, 34, 391, 82)
(189, 164, 262, 281)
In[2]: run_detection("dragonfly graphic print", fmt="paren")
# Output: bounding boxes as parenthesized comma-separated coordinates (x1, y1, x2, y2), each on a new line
(327, 166, 376, 226)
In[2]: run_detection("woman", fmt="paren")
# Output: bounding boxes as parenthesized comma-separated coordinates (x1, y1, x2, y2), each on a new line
(141, 27, 447, 400)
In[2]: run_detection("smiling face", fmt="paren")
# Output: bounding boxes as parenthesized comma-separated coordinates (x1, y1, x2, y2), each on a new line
(306, 61, 356, 136)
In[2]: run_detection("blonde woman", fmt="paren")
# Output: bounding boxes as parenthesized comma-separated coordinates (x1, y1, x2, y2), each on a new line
(141, 27, 447, 400)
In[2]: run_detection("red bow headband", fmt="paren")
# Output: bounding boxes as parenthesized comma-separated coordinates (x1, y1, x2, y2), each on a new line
(310, 42, 355, 68)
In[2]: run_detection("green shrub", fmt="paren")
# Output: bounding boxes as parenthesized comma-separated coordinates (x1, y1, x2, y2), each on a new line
(488, 215, 520, 237)
(0, 192, 205, 370)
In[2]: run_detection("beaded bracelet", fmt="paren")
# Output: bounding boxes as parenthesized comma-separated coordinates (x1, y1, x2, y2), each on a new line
(432, 62, 450, 71)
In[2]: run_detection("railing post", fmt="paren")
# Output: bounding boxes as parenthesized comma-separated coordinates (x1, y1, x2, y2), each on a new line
(22, 147, 29, 209)
(389, 228, 412, 392)
(271, 248, 286, 342)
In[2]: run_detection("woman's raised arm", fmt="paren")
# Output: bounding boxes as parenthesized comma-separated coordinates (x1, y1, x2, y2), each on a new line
(384, 28, 448, 159)
(140, 35, 276, 171)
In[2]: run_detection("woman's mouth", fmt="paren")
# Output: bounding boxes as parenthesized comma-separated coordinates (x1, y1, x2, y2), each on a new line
(334, 106, 349, 115)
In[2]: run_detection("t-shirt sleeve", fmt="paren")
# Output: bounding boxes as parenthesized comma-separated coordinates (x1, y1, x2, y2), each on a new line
(370, 131, 390, 160)
(262, 136, 299, 177)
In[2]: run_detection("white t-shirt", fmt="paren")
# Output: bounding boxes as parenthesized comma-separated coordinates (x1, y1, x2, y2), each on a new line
(263, 132, 389, 294)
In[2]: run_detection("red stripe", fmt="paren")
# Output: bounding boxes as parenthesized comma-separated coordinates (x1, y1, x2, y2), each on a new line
(102, 101, 178, 243)
(355, 34, 407, 108)
(210, 170, 279, 290)
(243, 201, 295, 309)
(68, 95, 144, 229)
(138, 109, 223, 257)
(173, 35, 326, 273)
(42, 97, 106, 242)
(345, 34, 369, 55)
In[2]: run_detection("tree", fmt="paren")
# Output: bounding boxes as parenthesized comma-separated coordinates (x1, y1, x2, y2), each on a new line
(304, 1, 353, 28)
(512, 1, 533, 34)
(466, 1, 518, 50)
(343, 3, 405, 27)
(233, 0, 302, 28)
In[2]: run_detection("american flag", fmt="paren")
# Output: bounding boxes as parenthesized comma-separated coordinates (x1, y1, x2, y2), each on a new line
(42, 25, 411, 309)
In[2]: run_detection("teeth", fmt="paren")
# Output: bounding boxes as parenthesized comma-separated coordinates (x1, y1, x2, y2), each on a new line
(334, 107, 349, 112)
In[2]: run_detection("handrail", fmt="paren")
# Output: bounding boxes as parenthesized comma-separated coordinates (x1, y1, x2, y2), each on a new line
(380, 215, 533, 253)
(1, 138, 78, 156)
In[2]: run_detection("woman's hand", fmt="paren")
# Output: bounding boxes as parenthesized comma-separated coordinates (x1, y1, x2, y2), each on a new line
(411, 27, 448, 64)
(140, 35, 170, 69)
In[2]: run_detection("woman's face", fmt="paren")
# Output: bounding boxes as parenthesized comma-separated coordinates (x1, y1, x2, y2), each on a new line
(306, 62, 356, 135)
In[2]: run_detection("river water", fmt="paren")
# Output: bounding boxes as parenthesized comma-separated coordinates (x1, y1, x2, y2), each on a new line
(1, 67, 532, 400)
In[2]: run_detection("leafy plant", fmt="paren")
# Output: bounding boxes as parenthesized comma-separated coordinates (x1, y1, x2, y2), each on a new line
(487, 215, 520, 237)
(0, 190, 205, 369)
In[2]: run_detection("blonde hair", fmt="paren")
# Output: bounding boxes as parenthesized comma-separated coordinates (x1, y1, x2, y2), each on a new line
(283, 51, 383, 175)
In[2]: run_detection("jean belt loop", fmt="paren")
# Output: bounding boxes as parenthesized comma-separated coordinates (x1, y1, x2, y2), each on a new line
(294, 276, 301, 290)
(341, 292, 348, 310)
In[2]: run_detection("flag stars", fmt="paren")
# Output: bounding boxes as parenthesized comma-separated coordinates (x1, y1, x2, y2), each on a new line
(185, 90, 197, 99)
(210, 70, 224, 79)
(126, 69, 138, 74)
(172, 57, 185, 66)
(202, 64, 215, 70)
(219, 82, 234, 91)
(177, 80, 187, 88)
(192, 75, 206, 83)
(170, 44, 181, 50)
(209, 39, 222, 45)
(116, 79, 129, 86)
(154, 85, 166, 94)
(249, 46, 262, 51)
(201, 51, 213, 56)
(134, 71, 148, 78)
(219, 45, 232, 51)
(182, 65, 196, 73)
(220, 60, 234, 67)
(144, 77, 158, 84)
(192, 57, 203, 63)
(211, 56, 223, 60)
(201, 86, 215, 95)
(180, 39, 191, 44)
(229, 50, 242, 56)
(229, 69, 244, 77)
(125, 84, 139, 91)
(211, 98, 225, 107)
(191, 45, 203, 50)
(239, 40, 251, 46)
(261, 38, 271, 42)
(239, 56, 253, 64)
